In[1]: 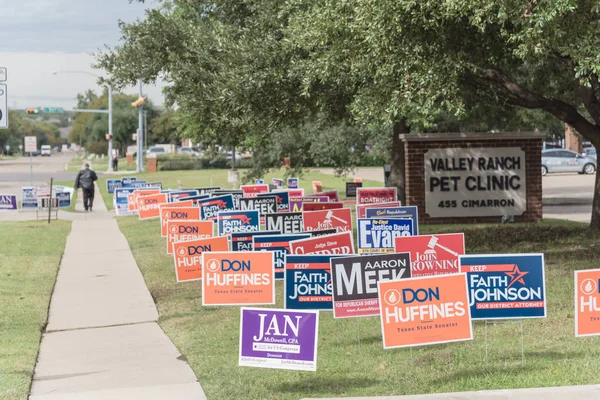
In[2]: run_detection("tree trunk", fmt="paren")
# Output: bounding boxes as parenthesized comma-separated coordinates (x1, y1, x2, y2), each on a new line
(591, 169, 600, 229)
(390, 119, 410, 204)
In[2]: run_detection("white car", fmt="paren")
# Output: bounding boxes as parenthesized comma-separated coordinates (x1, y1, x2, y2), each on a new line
(146, 147, 166, 156)
(41, 145, 52, 156)
(178, 147, 201, 156)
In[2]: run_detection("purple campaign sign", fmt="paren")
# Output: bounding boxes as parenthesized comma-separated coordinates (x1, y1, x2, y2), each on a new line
(0, 194, 18, 211)
(239, 308, 319, 371)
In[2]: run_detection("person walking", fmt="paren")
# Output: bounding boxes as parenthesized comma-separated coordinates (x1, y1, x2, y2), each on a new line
(74, 163, 98, 212)
(112, 154, 119, 171)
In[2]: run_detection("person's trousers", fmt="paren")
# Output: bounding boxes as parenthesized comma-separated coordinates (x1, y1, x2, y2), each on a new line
(82, 187, 95, 210)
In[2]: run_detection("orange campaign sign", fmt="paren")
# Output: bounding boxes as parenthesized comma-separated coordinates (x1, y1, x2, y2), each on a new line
(160, 202, 196, 236)
(129, 189, 160, 212)
(173, 236, 229, 282)
(138, 193, 168, 220)
(166, 220, 213, 254)
(202, 251, 275, 306)
(575, 268, 600, 337)
(378, 273, 472, 349)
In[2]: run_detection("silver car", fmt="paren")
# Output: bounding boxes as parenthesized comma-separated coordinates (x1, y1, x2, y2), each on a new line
(541, 149, 596, 176)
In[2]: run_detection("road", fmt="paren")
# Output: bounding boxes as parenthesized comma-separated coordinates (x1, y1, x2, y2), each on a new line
(315, 168, 595, 223)
(0, 152, 75, 202)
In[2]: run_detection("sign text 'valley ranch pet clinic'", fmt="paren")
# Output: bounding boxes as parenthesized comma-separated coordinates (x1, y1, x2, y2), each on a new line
(424, 147, 527, 218)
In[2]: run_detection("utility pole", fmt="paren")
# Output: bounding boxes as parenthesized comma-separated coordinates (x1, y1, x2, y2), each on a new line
(136, 80, 145, 172)
(144, 110, 148, 151)
(107, 84, 114, 171)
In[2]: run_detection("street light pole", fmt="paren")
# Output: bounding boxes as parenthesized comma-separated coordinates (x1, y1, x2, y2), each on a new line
(52, 70, 114, 171)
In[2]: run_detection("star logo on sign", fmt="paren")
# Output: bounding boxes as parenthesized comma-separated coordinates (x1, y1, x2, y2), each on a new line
(238, 215, 252, 225)
(505, 264, 529, 289)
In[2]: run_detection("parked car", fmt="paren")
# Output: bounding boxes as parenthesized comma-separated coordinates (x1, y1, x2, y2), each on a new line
(147, 146, 166, 156)
(31, 149, 41, 156)
(178, 146, 200, 156)
(225, 151, 243, 161)
(41, 145, 51, 156)
(541, 149, 596, 176)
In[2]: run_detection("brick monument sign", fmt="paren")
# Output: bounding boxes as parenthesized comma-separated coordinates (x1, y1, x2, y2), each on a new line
(402, 132, 542, 224)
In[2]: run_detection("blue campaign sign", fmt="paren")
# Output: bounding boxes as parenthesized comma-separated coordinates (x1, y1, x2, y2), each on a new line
(123, 180, 148, 189)
(287, 178, 299, 189)
(121, 177, 137, 185)
(255, 179, 265, 185)
(231, 230, 280, 252)
(365, 206, 419, 234)
(114, 188, 136, 216)
(357, 218, 414, 254)
(106, 179, 123, 194)
(168, 190, 199, 202)
(197, 194, 235, 221)
(258, 191, 289, 212)
(176, 194, 210, 205)
(460, 254, 547, 320)
(253, 233, 311, 279)
(56, 192, 71, 208)
(285, 255, 334, 310)
(21, 187, 38, 210)
(217, 210, 260, 236)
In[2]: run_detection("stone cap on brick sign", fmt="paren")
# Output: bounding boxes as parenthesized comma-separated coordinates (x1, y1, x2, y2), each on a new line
(398, 132, 545, 141)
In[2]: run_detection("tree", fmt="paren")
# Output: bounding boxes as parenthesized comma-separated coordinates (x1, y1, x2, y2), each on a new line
(150, 110, 179, 144)
(98, 1, 599, 224)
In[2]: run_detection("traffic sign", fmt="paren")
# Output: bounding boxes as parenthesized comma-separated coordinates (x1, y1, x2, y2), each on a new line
(0, 84, 7, 129)
(24, 136, 37, 153)
(43, 107, 64, 113)
(0, 68, 6, 82)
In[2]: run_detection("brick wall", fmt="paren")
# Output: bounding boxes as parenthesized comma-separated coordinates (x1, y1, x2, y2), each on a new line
(402, 133, 543, 225)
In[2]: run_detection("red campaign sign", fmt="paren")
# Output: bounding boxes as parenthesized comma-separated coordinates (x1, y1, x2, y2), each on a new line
(319, 190, 340, 202)
(356, 201, 401, 219)
(290, 231, 355, 255)
(284, 189, 305, 198)
(303, 208, 353, 233)
(356, 187, 398, 207)
(303, 202, 344, 212)
(241, 184, 269, 198)
(395, 233, 465, 277)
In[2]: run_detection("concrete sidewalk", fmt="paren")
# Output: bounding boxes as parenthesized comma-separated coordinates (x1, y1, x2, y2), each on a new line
(302, 384, 600, 400)
(30, 186, 206, 399)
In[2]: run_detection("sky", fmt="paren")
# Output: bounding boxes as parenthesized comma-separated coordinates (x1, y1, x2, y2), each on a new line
(0, 0, 164, 110)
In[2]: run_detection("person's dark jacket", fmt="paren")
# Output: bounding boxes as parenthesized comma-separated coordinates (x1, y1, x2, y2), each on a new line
(74, 169, 98, 190)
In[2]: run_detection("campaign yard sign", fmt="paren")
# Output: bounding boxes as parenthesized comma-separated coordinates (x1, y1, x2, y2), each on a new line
(202, 251, 275, 306)
(239, 308, 319, 371)
(289, 231, 354, 256)
(240, 196, 276, 216)
(160, 204, 198, 237)
(285, 255, 334, 310)
(378, 274, 472, 348)
(255, 179, 265, 184)
(121, 177, 137, 185)
(266, 212, 303, 234)
(303, 208, 352, 233)
(173, 236, 229, 282)
(241, 184, 269, 198)
(138, 193, 168, 219)
(303, 202, 344, 212)
(575, 268, 600, 337)
(271, 178, 284, 188)
(365, 206, 420, 235)
(114, 188, 136, 216)
(308, 229, 338, 237)
(287, 178, 299, 189)
(319, 190, 340, 202)
(217, 210, 260, 236)
(459, 253, 547, 320)
(106, 179, 122, 194)
(123, 180, 148, 189)
(21, 187, 38, 210)
(231, 230, 281, 252)
(395, 233, 464, 277)
(331, 253, 411, 318)
(356, 201, 402, 219)
(177, 195, 210, 205)
(357, 218, 414, 254)
(0, 194, 17, 210)
(283, 189, 305, 199)
(197, 194, 235, 221)
(212, 190, 243, 209)
(56, 192, 71, 208)
(168, 190, 199, 202)
(357, 187, 398, 207)
(345, 182, 362, 198)
(258, 191, 289, 212)
(194, 186, 222, 196)
(166, 220, 213, 254)
(253, 233, 311, 279)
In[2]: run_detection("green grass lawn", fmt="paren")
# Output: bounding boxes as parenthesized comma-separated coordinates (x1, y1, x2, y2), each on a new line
(0, 221, 71, 399)
(117, 214, 600, 400)
(97, 169, 382, 211)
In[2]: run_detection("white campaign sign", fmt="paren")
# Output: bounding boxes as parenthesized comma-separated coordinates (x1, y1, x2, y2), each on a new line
(424, 147, 527, 218)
